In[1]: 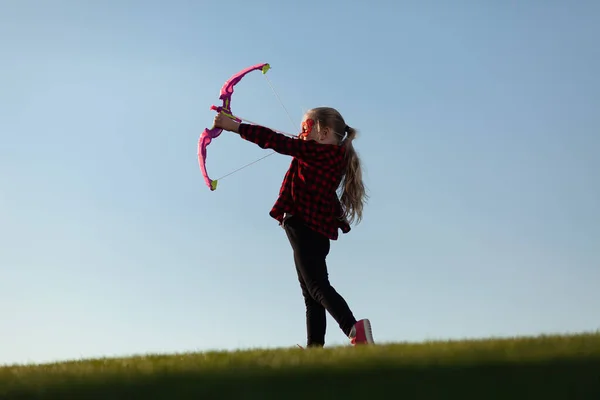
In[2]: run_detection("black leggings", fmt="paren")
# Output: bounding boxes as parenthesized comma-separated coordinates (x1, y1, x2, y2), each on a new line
(283, 215, 357, 346)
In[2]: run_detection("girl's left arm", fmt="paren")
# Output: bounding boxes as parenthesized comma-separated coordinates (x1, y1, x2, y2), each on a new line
(236, 123, 337, 162)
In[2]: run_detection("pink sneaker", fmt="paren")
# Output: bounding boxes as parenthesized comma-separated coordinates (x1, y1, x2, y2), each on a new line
(349, 319, 374, 345)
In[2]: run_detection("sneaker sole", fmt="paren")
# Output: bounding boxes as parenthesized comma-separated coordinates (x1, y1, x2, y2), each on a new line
(362, 319, 375, 344)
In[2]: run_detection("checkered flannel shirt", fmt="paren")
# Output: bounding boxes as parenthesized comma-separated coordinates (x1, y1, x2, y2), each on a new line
(238, 123, 351, 240)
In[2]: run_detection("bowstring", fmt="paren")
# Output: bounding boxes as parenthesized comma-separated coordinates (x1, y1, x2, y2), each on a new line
(213, 150, 277, 181)
(263, 74, 297, 131)
(214, 73, 299, 183)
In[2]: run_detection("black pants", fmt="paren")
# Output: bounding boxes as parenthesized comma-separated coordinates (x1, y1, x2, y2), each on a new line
(283, 215, 357, 347)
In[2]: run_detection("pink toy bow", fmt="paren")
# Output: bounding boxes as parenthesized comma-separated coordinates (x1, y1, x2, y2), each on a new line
(197, 62, 271, 191)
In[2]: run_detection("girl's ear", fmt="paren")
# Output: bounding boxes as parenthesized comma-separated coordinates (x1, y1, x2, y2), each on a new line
(320, 128, 329, 140)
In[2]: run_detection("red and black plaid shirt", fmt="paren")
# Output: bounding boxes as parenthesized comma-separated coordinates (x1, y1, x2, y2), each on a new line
(238, 123, 351, 240)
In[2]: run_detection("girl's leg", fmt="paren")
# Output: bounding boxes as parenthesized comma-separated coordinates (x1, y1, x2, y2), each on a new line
(295, 264, 326, 347)
(284, 217, 357, 338)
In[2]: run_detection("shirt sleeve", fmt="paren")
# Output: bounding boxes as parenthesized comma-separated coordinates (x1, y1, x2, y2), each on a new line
(237, 123, 342, 163)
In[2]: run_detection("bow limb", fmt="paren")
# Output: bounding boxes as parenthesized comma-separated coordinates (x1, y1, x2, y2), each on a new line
(198, 62, 271, 191)
(197, 126, 222, 191)
(216, 62, 271, 119)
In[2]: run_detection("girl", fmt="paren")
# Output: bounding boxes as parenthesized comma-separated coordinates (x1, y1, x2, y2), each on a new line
(213, 106, 374, 348)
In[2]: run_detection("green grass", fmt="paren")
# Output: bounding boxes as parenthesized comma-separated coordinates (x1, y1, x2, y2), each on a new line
(1, 332, 599, 399)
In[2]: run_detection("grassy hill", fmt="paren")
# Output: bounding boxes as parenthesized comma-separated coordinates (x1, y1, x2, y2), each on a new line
(1, 332, 599, 399)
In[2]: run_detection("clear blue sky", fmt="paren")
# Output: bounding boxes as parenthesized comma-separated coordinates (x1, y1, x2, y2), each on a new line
(1, 0, 599, 366)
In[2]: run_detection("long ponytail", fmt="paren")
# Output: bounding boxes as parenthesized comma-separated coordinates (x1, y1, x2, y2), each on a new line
(339, 126, 367, 224)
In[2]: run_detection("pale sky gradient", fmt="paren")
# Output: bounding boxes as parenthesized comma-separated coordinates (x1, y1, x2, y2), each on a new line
(1, 0, 599, 366)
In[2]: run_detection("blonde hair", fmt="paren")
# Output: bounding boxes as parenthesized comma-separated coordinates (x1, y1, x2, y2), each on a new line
(306, 107, 368, 224)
